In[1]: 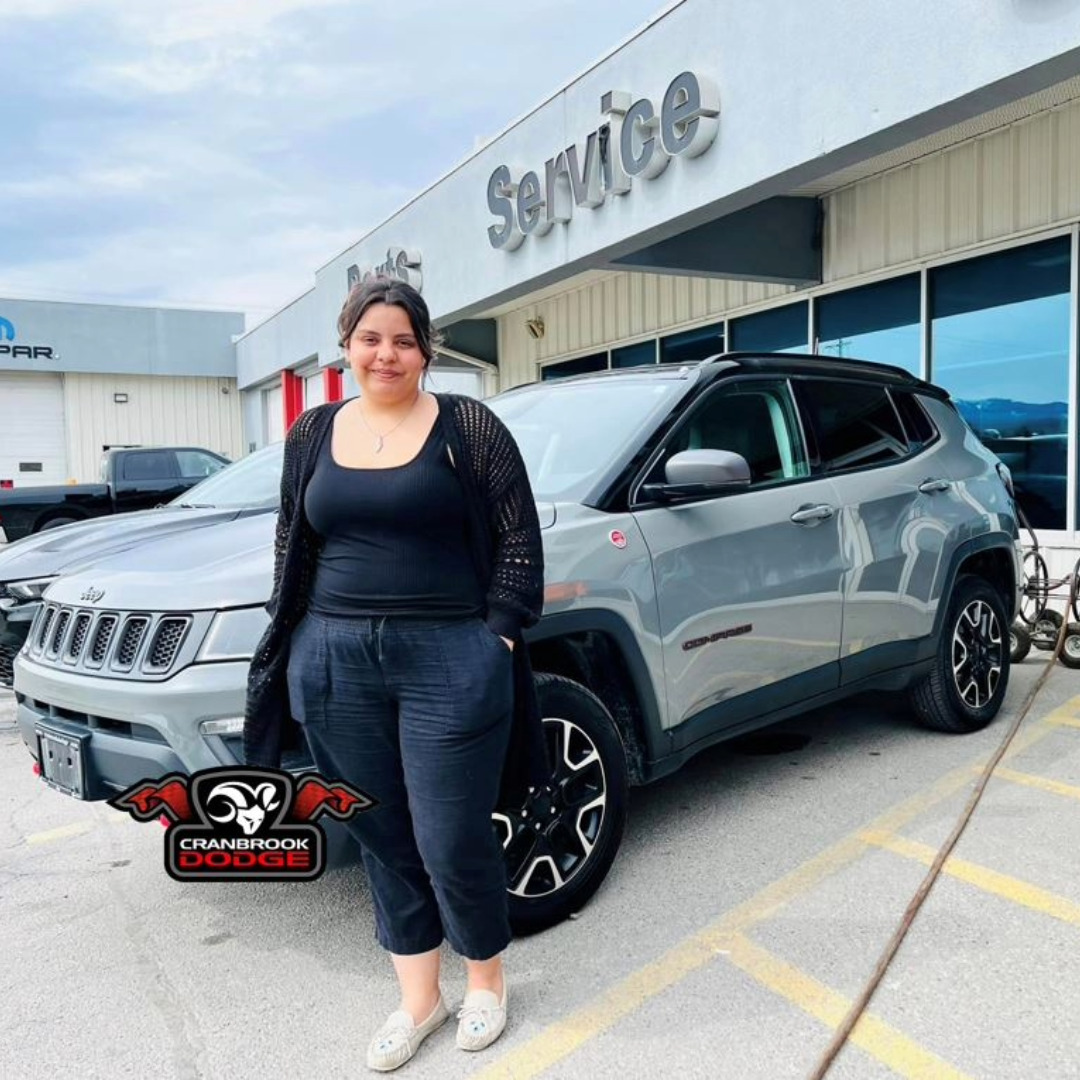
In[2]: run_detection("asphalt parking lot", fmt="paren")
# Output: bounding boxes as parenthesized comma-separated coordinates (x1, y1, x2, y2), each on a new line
(3, 658, 1080, 1079)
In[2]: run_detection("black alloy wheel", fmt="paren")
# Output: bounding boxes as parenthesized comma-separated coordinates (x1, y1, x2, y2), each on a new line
(497, 673, 629, 935)
(910, 575, 1010, 733)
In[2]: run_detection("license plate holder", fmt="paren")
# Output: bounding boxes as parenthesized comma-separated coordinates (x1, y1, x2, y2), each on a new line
(35, 722, 91, 799)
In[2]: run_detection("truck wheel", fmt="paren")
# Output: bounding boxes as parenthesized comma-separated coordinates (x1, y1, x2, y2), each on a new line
(498, 673, 629, 935)
(1009, 623, 1032, 664)
(38, 516, 81, 532)
(1033, 609, 1063, 650)
(1059, 624, 1080, 670)
(910, 575, 1009, 733)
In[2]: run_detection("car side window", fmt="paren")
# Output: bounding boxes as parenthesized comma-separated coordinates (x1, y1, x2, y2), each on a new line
(121, 451, 178, 482)
(802, 379, 909, 472)
(652, 379, 810, 488)
(176, 450, 226, 479)
(891, 390, 937, 449)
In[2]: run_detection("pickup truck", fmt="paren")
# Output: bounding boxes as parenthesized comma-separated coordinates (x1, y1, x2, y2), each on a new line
(0, 442, 283, 686)
(0, 445, 231, 543)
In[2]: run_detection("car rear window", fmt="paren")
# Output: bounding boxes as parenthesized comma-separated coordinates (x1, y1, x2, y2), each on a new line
(803, 379, 909, 471)
(891, 391, 937, 448)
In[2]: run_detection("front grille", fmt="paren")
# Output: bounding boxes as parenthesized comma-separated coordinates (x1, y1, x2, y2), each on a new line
(0, 644, 14, 685)
(37, 606, 56, 650)
(89, 615, 118, 664)
(65, 613, 93, 662)
(115, 617, 150, 670)
(26, 604, 208, 680)
(146, 617, 190, 671)
(48, 609, 71, 657)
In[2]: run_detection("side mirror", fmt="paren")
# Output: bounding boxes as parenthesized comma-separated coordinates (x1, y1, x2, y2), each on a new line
(639, 449, 752, 504)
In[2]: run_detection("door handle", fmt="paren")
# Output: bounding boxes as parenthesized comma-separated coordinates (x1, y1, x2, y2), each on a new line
(790, 503, 835, 525)
(918, 478, 952, 494)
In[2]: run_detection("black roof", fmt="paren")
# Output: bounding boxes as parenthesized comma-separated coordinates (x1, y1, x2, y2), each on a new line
(525, 351, 949, 400)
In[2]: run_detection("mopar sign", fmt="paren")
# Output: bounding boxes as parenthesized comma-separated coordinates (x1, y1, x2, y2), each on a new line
(0, 318, 55, 360)
(486, 70, 719, 250)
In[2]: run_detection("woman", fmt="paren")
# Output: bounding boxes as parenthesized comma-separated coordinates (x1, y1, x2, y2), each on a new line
(243, 277, 547, 1071)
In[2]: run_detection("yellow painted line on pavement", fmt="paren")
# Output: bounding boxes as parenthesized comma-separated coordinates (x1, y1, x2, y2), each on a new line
(474, 701, 1078, 1080)
(992, 767, 1080, 803)
(725, 934, 974, 1080)
(25, 820, 95, 845)
(860, 831, 1080, 929)
(1047, 714, 1080, 730)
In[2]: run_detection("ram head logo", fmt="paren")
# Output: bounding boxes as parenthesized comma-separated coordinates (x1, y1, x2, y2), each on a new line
(205, 781, 282, 835)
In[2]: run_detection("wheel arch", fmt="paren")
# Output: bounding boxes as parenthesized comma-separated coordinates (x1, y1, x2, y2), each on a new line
(526, 610, 665, 784)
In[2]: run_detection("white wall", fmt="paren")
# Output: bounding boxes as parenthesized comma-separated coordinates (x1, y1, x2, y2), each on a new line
(64, 373, 244, 482)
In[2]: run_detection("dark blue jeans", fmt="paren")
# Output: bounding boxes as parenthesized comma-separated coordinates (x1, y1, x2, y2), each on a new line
(286, 611, 514, 960)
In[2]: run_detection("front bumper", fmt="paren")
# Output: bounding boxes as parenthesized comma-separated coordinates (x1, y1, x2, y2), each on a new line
(14, 653, 309, 799)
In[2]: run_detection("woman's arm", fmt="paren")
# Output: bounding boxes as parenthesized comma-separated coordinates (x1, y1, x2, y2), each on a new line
(483, 419, 545, 641)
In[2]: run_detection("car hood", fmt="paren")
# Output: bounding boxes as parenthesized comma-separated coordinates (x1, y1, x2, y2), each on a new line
(0, 505, 260, 587)
(44, 501, 560, 613)
(45, 512, 278, 612)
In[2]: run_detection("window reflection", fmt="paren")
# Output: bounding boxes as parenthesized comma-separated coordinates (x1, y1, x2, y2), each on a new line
(816, 275, 921, 374)
(930, 237, 1070, 529)
(660, 321, 725, 364)
(729, 302, 809, 353)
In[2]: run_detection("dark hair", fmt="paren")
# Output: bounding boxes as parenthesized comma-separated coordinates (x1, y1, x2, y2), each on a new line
(337, 277, 443, 367)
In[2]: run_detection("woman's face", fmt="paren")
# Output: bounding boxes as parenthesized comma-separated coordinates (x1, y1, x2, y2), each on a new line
(346, 301, 428, 405)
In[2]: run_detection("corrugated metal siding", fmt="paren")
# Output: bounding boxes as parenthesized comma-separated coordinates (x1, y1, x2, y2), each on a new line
(824, 100, 1080, 281)
(497, 272, 795, 388)
(63, 374, 244, 483)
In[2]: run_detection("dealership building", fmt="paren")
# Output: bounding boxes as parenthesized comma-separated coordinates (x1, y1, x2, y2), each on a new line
(0, 299, 245, 488)
(8, 0, 1080, 568)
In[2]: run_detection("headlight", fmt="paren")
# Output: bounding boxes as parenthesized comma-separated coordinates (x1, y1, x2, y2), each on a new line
(6, 577, 58, 600)
(196, 606, 269, 662)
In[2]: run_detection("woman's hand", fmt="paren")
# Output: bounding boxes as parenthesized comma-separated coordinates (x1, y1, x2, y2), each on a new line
(499, 635, 515, 652)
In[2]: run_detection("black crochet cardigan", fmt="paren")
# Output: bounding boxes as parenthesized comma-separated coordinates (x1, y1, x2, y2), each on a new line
(243, 392, 549, 807)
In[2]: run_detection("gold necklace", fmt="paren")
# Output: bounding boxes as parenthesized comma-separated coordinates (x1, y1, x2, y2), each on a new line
(355, 390, 421, 453)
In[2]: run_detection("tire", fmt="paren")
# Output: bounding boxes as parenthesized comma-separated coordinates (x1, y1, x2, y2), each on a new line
(498, 673, 629, 935)
(1059, 624, 1080, 670)
(1009, 623, 1032, 664)
(38, 516, 82, 532)
(1033, 608, 1064, 651)
(910, 575, 1010, 733)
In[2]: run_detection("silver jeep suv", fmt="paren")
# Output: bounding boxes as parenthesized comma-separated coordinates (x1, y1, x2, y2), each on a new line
(15, 354, 1021, 932)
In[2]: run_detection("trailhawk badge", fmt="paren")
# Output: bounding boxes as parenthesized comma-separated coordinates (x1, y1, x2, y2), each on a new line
(108, 767, 376, 881)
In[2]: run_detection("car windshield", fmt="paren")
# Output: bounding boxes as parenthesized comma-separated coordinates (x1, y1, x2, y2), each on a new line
(486, 376, 687, 501)
(167, 442, 284, 509)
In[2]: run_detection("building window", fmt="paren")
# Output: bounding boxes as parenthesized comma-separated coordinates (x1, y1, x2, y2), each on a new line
(541, 352, 607, 380)
(660, 321, 725, 365)
(729, 302, 809, 353)
(930, 236, 1071, 530)
(611, 340, 657, 368)
(816, 274, 920, 374)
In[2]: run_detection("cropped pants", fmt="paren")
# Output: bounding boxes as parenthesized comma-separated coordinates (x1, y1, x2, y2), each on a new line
(286, 611, 515, 960)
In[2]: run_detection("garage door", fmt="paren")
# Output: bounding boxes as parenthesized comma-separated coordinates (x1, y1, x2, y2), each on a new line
(0, 373, 69, 487)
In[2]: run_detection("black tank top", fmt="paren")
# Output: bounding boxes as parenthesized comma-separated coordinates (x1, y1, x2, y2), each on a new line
(304, 416, 485, 618)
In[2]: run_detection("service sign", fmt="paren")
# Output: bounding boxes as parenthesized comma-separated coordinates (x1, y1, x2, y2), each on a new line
(486, 70, 719, 251)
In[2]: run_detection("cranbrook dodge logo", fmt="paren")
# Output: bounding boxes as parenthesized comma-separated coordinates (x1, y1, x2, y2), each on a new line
(109, 767, 375, 881)
(0, 317, 55, 360)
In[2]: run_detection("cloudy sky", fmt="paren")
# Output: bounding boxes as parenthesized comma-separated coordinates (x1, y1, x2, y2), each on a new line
(0, 0, 667, 323)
